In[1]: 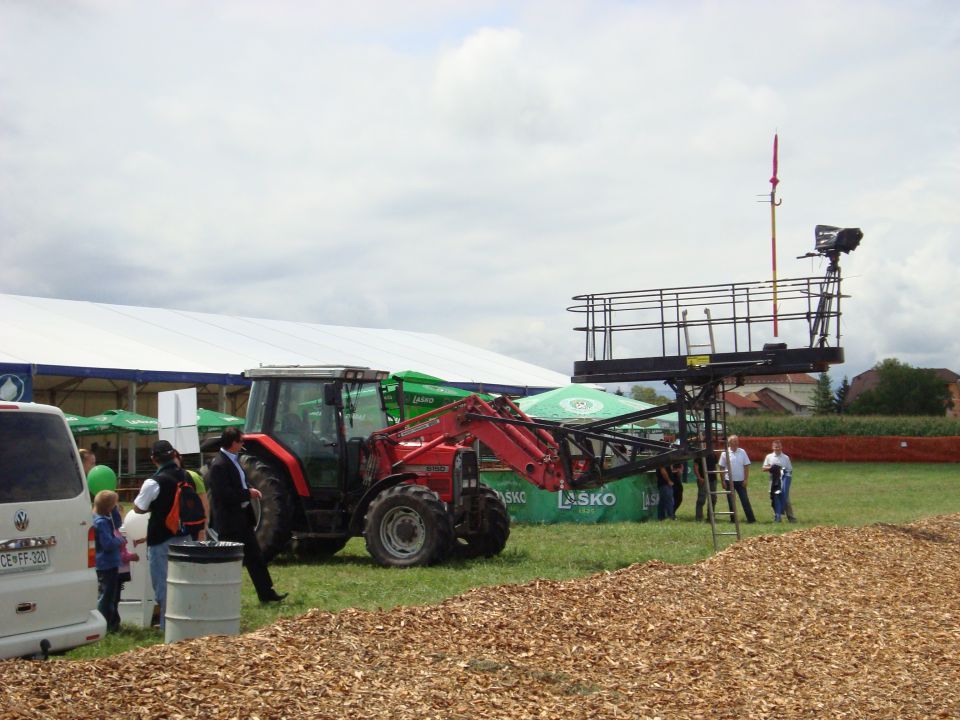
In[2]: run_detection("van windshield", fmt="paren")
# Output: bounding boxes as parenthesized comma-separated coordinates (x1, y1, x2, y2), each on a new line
(0, 413, 85, 503)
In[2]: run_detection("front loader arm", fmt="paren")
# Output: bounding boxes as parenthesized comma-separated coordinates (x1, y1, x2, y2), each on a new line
(368, 395, 574, 491)
(367, 394, 683, 492)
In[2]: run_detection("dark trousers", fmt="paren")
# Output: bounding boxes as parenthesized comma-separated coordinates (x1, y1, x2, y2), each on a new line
(222, 525, 274, 601)
(657, 484, 675, 520)
(96, 568, 120, 632)
(726, 482, 756, 523)
(695, 477, 717, 520)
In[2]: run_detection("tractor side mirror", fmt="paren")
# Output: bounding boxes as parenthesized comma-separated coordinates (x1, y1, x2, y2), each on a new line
(324, 383, 343, 409)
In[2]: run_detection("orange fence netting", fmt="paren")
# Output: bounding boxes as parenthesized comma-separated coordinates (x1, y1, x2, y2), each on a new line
(737, 436, 960, 463)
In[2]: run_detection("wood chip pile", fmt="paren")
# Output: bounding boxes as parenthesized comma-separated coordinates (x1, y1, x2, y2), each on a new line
(4, 515, 960, 719)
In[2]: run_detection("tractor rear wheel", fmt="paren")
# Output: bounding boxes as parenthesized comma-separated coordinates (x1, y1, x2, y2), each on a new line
(242, 457, 294, 562)
(364, 484, 453, 567)
(454, 484, 511, 559)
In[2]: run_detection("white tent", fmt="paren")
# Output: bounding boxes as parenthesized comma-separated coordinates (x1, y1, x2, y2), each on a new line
(0, 293, 570, 394)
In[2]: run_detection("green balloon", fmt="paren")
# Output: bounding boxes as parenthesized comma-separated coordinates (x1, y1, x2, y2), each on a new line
(87, 464, 118, 496)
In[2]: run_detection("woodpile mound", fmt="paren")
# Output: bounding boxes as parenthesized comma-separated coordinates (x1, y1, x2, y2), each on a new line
(3, 515, 959, 719)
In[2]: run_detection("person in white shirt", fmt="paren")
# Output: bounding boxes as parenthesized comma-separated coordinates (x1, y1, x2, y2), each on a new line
(718, 435, 756, 523)
(762, 440, 796, 523)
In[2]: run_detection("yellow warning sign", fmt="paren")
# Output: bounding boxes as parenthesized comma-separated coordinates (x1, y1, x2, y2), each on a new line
(686, 355, 710, 367)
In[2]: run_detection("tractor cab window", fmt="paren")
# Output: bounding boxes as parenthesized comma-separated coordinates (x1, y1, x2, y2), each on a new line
(244, 381, 269, 434)
(273, 381, 333, 439)
(272, 381, 341, 488)
(341, 382, 389, 440)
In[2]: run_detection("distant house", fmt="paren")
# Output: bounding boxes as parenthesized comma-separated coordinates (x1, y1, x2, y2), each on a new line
(724, 392, 761, 416)
(846, 367, 960, 417)
(724, 373, 818, 415)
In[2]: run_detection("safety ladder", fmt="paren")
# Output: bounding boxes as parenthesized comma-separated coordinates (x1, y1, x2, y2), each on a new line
(682, 308, 717, 355)
(702, 380, 741, 550)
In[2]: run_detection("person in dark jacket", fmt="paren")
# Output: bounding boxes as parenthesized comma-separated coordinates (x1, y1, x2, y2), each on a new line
(206, 427, 286, 603)
(133, 439, 194, 629)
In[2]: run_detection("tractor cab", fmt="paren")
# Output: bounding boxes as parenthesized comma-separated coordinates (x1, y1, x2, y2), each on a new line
(243, 365, 390, 493)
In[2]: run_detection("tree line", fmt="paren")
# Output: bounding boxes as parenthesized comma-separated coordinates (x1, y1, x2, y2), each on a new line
(619, 358, 954, 417)
(814, 358, 954, 416)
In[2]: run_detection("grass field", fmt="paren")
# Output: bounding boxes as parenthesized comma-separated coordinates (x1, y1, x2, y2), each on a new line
(66, 461, 960, 659)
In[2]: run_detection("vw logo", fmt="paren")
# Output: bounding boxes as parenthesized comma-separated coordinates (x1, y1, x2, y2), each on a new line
(14, 510, 28, 532)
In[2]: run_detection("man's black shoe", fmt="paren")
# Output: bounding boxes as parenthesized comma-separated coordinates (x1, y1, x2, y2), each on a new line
(261, 591, 288, 603)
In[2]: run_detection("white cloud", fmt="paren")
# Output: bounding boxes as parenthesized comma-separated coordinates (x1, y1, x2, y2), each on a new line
(1, 0, 958, 386)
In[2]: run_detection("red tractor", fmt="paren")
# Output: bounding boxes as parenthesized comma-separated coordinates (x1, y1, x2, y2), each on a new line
(231, 365, 633, 567)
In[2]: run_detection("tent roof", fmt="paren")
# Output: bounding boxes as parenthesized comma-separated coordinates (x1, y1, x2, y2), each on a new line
(0, 293, 571, 394)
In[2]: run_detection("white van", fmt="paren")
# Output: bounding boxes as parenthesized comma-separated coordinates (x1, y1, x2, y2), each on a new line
(0, 402, 106, 658)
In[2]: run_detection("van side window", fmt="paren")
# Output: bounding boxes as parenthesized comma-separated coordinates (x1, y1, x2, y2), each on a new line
(0, 414, 85, 503)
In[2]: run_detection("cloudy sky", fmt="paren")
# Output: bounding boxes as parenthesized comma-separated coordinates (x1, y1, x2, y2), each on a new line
(1, 0, 958, 391)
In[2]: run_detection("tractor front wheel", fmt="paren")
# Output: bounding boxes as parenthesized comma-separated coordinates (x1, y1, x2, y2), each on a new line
(454, 484, 511, 559)
(364, 484, 453, 567)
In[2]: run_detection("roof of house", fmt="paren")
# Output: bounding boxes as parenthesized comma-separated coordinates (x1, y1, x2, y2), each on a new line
(725, 393, 761, 410)
(754, 387, 803, 413)
(737, 373, 817, 385)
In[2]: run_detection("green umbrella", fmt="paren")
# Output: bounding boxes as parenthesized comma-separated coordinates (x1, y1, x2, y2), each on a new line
(84, 409, 159, 435)
(66, 413, 116, 435)
(515, 385, 665, 425)
(196, 407, 245, 431)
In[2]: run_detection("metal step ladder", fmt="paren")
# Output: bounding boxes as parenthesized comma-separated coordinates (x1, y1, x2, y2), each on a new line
(702, 380, 742, 551)
(681, 308, 741, 550)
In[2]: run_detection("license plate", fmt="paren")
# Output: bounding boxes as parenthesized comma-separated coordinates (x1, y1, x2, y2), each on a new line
(0, 547, 50, 574)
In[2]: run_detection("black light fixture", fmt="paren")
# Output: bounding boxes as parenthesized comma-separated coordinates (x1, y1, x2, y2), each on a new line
(814, 225, 862, 256)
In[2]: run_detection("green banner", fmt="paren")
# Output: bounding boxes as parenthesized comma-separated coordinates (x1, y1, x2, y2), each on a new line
(481, 470, 658, 524)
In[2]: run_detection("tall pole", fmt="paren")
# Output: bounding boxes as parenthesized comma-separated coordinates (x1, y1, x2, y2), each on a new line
(770, 133, 781, 337)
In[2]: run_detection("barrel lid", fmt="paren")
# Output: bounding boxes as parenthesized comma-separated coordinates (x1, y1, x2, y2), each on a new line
(169, 540, 245, 563)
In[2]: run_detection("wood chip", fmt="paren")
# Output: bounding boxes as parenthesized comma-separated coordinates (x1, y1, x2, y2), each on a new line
(3, 515, 960, 719)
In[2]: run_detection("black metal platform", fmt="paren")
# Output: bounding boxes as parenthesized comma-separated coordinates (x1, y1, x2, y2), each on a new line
(573, 346, 843, 385)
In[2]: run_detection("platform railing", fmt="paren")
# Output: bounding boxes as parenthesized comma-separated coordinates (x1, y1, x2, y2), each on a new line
(568, 273, 841, 362)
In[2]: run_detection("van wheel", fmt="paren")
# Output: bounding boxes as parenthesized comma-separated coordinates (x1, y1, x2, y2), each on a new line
(242, 457, 294, 562)
(364, 484, 453, 567)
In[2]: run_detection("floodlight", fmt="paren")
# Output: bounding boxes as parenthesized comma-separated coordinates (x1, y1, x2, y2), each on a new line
(814, 225, 862, 256)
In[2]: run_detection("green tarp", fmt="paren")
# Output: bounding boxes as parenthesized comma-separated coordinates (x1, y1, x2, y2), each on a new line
(383, 371, 492, 420)
(481, 470, 658, 524)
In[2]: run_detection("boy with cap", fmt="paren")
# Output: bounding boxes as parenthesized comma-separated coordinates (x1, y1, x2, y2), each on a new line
(133, 439, 197, 629)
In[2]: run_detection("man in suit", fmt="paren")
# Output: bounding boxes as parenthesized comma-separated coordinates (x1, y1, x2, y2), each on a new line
(206, 427, 287, 603)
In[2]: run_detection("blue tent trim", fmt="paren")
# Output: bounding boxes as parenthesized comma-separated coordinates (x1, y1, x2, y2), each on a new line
(1, 363, 558, 396)
(1, 363, 249, 387)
